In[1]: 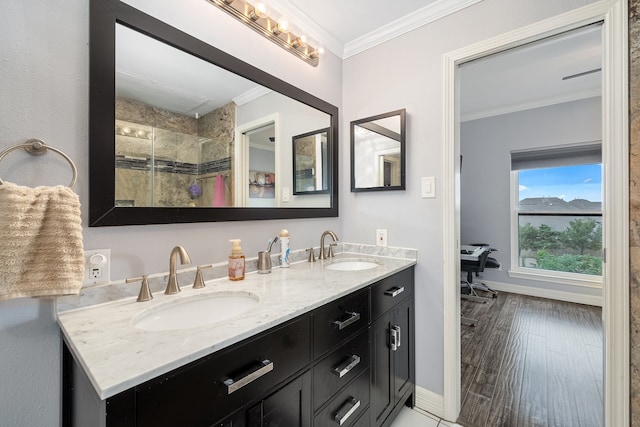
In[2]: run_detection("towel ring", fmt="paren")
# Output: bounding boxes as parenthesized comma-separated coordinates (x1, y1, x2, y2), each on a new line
(0, 139, 78, 188)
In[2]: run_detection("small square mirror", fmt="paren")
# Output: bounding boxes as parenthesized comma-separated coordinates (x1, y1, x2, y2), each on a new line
(350, 109, 406, 192)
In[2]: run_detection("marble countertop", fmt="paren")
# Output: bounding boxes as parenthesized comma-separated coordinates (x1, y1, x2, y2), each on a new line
(57, 250, 416, 400)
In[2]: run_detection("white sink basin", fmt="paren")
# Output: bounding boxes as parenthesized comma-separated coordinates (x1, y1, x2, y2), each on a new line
(132, 292, 259, 331)
(325, 260, 378, 271)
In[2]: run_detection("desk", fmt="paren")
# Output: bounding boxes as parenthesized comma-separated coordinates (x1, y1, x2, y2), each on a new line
(460, 245, 486, 261)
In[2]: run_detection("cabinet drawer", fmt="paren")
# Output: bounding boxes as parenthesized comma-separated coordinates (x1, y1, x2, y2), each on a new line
(313, 287, 369, 358)
(313, 329, 370, 411)
(135, 315, 311, 427)
(371, 268, 413, 320)
(314, 368, 370, 427)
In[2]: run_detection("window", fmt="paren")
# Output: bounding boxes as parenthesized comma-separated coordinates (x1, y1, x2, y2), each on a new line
(510, 144, 602, 283)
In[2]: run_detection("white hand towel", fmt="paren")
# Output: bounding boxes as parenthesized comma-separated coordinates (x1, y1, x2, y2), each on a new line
(0, 182, 84, 300)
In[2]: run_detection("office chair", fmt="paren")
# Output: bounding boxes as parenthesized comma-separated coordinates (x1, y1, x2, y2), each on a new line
(469, 243, 500, 297)
(462, 244, 500, 298)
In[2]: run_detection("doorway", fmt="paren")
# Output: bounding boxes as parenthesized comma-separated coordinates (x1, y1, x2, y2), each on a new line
(235, 114, 279, 207)
(457, 24, 604, 426)
(441, 1, 628, 426)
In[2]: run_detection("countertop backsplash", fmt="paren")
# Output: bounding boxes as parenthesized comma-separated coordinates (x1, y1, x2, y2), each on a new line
(56, 243, 418, 313)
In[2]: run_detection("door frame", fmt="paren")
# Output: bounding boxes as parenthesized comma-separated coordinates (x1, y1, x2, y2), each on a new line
(442, 1, 628, 425)
(235, 114, 280, 207)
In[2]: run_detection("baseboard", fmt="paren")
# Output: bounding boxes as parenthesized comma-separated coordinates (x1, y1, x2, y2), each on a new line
(414, 385, 444, 419)
(482, 280, 602, 307)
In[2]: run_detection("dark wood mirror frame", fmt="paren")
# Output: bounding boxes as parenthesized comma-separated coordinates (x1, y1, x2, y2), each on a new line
(350, 109, 406, 192)
(89, 0, 338, 226)
(292, 128, 330, 195)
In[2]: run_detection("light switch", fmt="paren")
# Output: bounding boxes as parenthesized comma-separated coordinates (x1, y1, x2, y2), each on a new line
(421, 176, 435, 198)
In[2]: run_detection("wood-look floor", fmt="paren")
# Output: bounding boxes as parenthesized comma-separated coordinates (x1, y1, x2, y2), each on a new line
(458, 291, 603, 427)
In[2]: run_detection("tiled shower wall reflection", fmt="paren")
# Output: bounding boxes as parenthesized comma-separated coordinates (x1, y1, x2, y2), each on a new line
(114, 98, 235, 207)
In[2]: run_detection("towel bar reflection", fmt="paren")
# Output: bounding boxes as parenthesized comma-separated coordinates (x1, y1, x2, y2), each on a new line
(0, 139, 78, 188)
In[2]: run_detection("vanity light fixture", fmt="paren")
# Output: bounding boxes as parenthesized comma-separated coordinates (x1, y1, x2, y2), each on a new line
(205, 0, 321, 67)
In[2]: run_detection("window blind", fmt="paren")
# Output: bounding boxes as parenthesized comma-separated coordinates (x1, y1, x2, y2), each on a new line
(511, 141, 601, 171)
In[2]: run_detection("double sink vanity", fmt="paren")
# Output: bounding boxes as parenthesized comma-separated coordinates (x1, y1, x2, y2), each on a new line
(59, 246, 417, 427)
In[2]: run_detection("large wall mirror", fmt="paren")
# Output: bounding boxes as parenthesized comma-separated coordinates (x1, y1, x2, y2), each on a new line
(89, 0, 338, 226)
(350, 109, 406, 192)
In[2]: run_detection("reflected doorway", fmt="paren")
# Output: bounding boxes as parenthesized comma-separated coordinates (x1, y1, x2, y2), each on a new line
(235, 115, 278, 207)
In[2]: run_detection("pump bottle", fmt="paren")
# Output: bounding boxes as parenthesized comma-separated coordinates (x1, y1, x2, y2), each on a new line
(228, 239, 246, 281)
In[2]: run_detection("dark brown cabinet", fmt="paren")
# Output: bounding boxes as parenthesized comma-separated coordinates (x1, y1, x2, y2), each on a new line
(63, 267, 415, 427)
(223, 372, 311, 427)
(370, 269, 415, 427)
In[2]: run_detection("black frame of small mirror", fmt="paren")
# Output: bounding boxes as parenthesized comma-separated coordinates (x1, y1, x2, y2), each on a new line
(292, 127, 330, 195)
(89, 0, 338, 226)
(350, 109, 406, 192)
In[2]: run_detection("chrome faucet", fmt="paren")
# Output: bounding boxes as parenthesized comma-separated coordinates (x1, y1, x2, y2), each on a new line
(319, 230, 339, 260)
(166, 246, 192, 295)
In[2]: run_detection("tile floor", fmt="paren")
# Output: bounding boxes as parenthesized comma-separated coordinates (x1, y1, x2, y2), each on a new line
(390, 407, 463, 427)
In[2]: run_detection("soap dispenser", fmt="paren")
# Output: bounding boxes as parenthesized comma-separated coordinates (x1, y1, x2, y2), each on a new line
(228, 239, 246, 281)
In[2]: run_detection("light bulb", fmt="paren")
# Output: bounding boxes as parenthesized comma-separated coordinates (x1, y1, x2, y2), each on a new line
(255, 2, 268, 16)
(277, 18, 289, 33)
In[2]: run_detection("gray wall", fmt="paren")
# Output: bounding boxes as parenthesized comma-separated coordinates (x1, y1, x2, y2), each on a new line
(0, 0, 600, 424)
(460, 97, 602, 297)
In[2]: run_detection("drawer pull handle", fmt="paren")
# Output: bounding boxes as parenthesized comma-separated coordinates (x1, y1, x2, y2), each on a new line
(390, 325, 401, 351)
(223, 359, 273, 395)
(334, 397, 361, 425)
(384, 286, 405, 297)
(333, 354, 361, 378)
(332, 311, 361, 330)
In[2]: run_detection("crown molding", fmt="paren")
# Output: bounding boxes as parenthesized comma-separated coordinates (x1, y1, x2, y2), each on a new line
(233, 86, 272, 106)
(268, 0, 484, 60)
(343, 0, 484, 59)
(461, 91, 601, 122)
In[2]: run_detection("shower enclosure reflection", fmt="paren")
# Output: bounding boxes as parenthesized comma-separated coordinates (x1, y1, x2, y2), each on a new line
(115, 93, 235, 208)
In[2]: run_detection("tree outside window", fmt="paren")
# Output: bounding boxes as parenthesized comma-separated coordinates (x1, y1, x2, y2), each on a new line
(515, 161, 602, 277)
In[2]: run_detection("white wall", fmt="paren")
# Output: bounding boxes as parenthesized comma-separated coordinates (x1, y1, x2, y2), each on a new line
(0, 0, 341, 424)
(460, 97, 602, 298)
(342, 0, 598, 395)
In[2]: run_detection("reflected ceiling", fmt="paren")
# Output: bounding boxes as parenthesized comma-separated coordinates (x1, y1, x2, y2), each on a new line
(116, 24, 264, 117)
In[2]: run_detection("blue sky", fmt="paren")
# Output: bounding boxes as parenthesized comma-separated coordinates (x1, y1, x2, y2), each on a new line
(518, 164, 602, 202)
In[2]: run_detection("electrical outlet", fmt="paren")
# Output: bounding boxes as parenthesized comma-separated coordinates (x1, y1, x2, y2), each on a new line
(84, 249, 111, 286)
(282, 187, 290, 202)
(376, 229, 388, 247)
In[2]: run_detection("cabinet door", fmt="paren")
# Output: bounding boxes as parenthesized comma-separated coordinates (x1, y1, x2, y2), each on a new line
(392, 298, 413, 401)
(370, 298, 414, 427)
(370, 311, 393, 426)
(244, 371, 311, 427)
